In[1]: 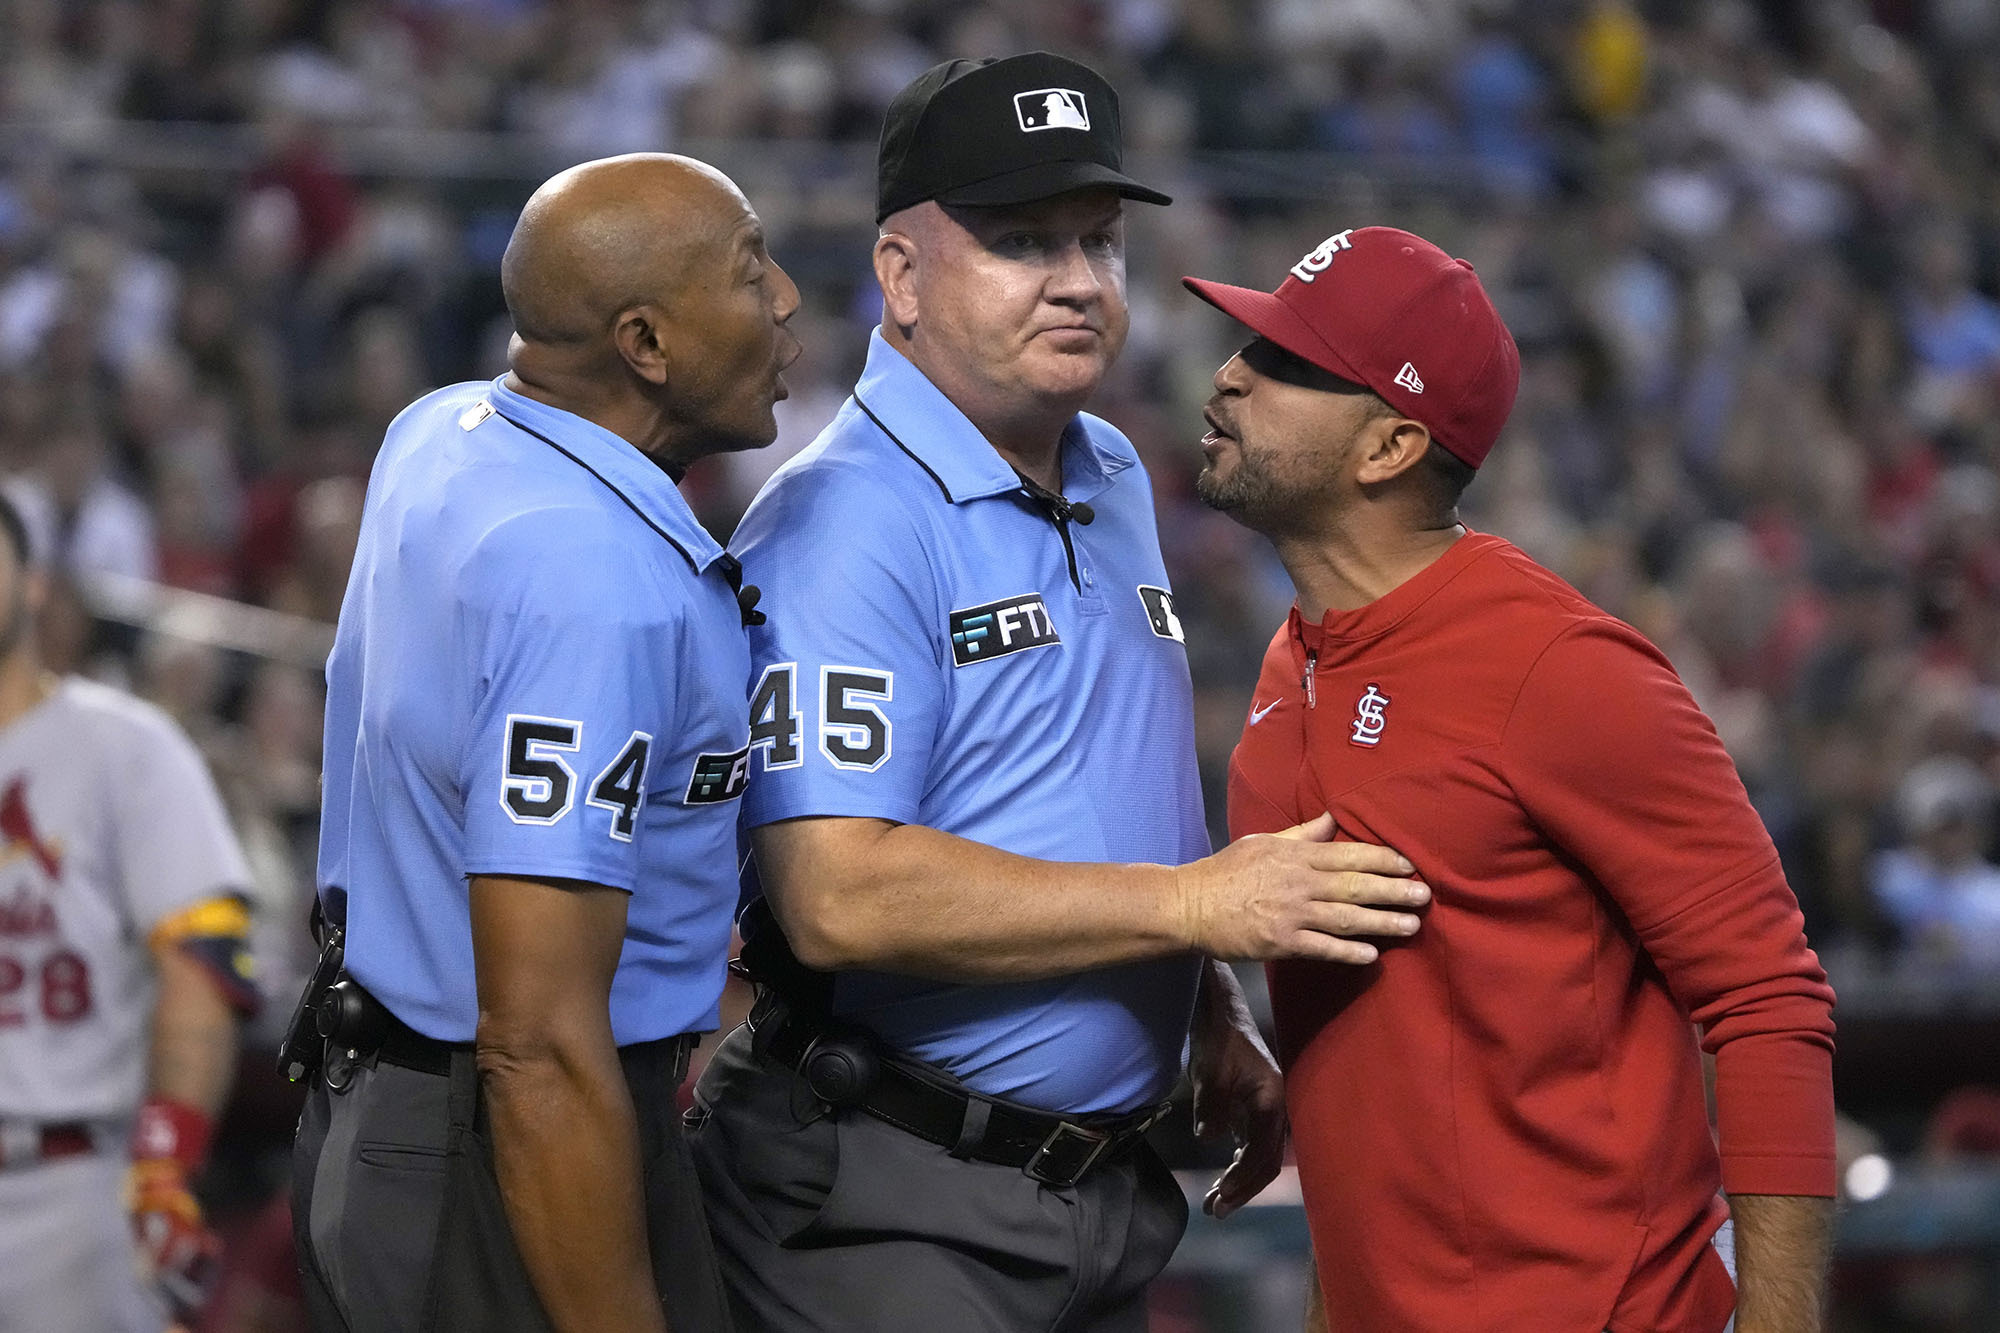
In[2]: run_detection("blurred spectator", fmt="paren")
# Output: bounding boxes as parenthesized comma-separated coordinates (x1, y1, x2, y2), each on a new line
(4, 408, 157, 582)
(1872, 755, 2000, 969)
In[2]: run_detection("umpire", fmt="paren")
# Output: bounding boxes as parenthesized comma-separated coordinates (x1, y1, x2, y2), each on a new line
(293, 154, 799, 1332)
(689, 54, 1429, 1332)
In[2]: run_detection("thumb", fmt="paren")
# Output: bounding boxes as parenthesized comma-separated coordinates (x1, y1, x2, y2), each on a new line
(1274, 811, 1337, 843)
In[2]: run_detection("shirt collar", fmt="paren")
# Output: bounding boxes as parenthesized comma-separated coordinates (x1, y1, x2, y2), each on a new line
(850, 329, 1133, 507)
(485, 377, 725, 573)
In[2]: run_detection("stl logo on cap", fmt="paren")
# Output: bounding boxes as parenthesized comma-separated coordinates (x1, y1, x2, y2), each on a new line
(1290, 229, 1356, 283)
(1015, 88, 1090, 132)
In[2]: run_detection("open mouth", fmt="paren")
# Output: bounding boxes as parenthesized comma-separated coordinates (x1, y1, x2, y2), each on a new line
(774, 336, 803, 400)
(1201, 407, 1237, 446)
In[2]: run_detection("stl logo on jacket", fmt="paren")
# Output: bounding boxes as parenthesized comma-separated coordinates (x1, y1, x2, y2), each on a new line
(1349, 684, 1390, 748)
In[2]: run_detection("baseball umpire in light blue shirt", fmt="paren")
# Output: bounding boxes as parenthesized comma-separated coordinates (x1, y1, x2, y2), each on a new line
(687, 53, 1430, 1333)
(294, 154, 799, 1333)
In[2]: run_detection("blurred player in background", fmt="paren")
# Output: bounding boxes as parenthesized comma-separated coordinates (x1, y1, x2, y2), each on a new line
(1188, 228, 1836, 1332)
(0, 490, 258, 1332)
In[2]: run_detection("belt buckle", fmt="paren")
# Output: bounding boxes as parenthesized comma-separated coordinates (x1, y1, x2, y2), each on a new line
(1024, 1121, 1111, 1187)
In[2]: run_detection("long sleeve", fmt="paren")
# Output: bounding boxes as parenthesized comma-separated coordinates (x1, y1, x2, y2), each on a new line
(1501, 620, 1837, 1196)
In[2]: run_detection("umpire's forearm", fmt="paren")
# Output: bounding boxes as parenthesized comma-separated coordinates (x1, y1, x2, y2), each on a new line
(478, 1027, 668, 1333)
(754, 816, 1188, 980)
(1728, 1193, 1833, 1333)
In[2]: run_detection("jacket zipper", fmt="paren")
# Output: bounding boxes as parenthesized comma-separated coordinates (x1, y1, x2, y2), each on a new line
(1303, 649, 1318, 708)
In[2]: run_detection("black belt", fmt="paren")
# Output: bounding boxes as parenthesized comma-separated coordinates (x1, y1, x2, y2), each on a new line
(749, 992, 1167, 1188)
(335, 982, 695, 1088)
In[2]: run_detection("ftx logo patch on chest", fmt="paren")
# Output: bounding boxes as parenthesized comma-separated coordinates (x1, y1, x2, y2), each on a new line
(1014, 88, 1090, 132)
(950, 594, 1060, 666)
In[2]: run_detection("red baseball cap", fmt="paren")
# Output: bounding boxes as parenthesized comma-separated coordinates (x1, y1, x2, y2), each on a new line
(1182, 226, 1521, 467)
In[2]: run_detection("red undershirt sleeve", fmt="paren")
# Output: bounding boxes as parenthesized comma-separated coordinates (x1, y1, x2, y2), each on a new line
(1501, 620, 1837, 1197)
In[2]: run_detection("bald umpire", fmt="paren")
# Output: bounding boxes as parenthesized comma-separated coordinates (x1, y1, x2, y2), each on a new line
(292, 154, 799, 1332)
(688, 53, 1429, 1333)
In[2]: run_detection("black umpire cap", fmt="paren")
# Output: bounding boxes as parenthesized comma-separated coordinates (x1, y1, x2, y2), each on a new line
(876, 51, 1173, 223)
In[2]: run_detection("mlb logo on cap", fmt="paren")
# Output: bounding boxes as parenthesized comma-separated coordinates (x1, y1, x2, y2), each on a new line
(874, 52, 1172, 222)
(1015, 88, 1090, 132)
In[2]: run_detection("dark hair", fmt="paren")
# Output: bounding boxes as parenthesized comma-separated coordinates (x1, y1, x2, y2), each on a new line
(0, 491, 30, 569)
(1418, 437, 1477, 512)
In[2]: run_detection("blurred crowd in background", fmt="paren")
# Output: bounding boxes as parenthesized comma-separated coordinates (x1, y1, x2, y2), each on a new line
(6, 0, 2000, 1327)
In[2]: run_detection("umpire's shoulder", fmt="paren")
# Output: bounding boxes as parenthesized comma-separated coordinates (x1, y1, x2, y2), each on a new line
(733, 398, 935, 562)
(456, 501, 688, 629)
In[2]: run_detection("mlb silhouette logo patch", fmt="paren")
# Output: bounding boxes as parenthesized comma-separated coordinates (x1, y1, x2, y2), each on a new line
(1137, 586, 1185, 643)
(1015, 88, 1090, 132)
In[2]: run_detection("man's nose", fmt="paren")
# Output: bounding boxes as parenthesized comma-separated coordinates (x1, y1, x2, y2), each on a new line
(770, 258, 802, 324)
(1214, 352, 1250, 394)
(1046, 240, 1105, 303)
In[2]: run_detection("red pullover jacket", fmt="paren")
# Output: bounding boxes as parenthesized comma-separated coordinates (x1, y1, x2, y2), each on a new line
(1228, 533, 1835, 1333)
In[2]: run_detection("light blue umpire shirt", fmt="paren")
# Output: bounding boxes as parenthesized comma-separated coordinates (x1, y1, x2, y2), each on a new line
(733, 330, 1210, 1115)
(319, 377, 750, 1045)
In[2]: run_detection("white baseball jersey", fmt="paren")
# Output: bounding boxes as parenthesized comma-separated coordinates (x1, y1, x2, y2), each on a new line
(0, 677, 250, 1121)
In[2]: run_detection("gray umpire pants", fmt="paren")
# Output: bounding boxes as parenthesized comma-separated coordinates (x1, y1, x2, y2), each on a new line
(294, 1042, 730, 1333)
(687, 1024, 1188, 1333)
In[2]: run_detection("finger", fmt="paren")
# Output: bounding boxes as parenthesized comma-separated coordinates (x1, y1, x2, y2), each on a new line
(1209, 1133, 1286, 1218)
(1300, 841, 1418, 877)
(1301, 902, 1424, 939)
(1280, 932, 1381, 965)
(1217, 1102, 1288, 1208)
(1271, 811, 1337, 842)
(1301, 867, 1430, 907)
(1190, 1083, 1222, 1140)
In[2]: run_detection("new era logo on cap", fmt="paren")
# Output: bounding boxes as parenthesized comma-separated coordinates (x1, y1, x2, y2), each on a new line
(1015, 88, 1090, 132)
(1395, 362, 1424, 394)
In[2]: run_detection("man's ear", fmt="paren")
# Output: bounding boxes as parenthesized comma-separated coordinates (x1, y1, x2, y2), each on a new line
(1354, 417, 1434, 487)
(873, 232, 920, 333)
(612, 304, 671, 386)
